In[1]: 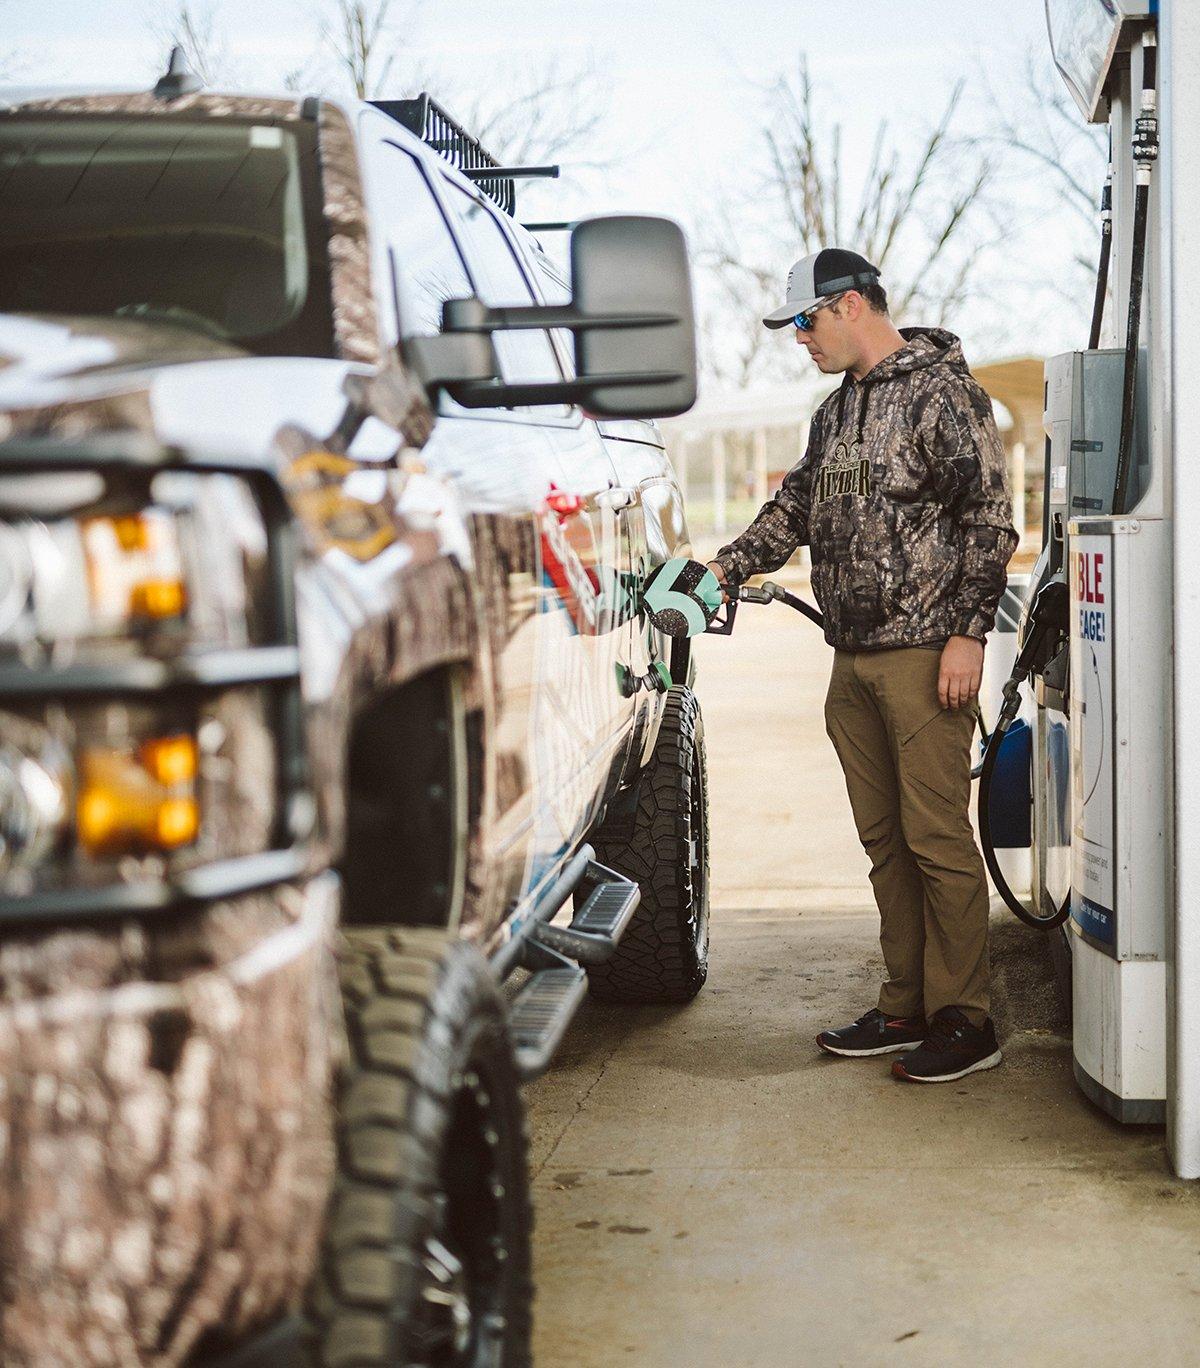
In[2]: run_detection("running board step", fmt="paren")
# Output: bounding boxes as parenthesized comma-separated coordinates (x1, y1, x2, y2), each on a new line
(527, 865, 641, 966)
(511, 966, 588, 1081)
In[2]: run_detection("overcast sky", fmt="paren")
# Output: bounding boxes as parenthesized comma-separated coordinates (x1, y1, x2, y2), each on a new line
(5, 0, 1100, 380)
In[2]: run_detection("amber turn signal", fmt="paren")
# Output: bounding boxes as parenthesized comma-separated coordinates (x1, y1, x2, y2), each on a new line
(139, 735, 198, 787)
(76, 739, 200, 856)
(130, 579, 187, 620)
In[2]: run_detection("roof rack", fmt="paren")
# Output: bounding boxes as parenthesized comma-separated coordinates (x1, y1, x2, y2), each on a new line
(370, 93, 559, 217)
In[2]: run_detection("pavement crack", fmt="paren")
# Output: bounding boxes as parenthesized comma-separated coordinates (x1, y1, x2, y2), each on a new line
(534, 1028, 629, 1179)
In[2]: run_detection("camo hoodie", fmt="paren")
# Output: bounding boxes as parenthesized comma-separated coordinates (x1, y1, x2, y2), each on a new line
(714, 327, 1018, 651)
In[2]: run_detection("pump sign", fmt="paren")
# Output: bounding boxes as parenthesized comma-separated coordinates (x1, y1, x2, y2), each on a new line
(1077, 550, 1106, 642)
(1070, 535, 1116, 948)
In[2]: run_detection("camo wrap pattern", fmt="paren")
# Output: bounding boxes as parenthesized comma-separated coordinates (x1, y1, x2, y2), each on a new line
(0, 878, 339, 1367)
(715, 328, 1018, 649)
(315, 103, 381, 367)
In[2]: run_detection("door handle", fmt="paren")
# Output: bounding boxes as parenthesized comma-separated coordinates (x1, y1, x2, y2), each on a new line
(598, 487, 636, 510)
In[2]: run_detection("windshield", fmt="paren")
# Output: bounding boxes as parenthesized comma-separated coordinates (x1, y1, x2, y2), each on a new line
(0, 115, 334, 355)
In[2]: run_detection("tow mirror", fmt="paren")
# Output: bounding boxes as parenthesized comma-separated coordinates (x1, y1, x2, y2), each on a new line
(405, 214, 698, 420)
(570, 216, 697, 418)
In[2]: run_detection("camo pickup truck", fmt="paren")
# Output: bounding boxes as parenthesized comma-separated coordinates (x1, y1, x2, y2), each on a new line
(0, 63, 708, 1368)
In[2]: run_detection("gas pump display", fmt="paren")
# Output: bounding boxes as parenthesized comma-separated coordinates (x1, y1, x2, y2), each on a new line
(1070, 535, 1115, 947)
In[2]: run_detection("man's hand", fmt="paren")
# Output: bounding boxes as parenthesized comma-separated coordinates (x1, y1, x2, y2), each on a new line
(706, 560, 730, 603)
(939, 635, 984, 710)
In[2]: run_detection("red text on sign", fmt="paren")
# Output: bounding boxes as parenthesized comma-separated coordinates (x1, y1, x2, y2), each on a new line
(1076, 550, 1105, 605)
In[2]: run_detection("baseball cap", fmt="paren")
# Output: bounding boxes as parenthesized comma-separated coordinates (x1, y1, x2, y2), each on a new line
(762, 248, 882, 329)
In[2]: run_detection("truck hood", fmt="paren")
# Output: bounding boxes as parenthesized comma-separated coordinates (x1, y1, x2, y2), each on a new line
(0, 312, 247, 387)
(0, 312, 390, 461)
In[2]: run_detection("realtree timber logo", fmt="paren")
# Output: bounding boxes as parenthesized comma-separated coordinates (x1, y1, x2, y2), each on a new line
(816, 436, 871, 503)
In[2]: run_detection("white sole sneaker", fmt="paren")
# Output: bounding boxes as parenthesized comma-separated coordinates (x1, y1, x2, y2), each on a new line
(891, 1049, 1003, 1083)
(816, 1037, 924, 1058)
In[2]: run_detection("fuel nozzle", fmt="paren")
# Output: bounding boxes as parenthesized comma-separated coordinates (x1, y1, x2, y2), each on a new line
(639, 557, 827, 638)
(737, 584, 774, 605)
(1009, 576, 1069, 697)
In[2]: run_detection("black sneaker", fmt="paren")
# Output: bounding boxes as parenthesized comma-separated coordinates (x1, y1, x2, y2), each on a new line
(816, 1008, 927, 1057)
(891, 1007, 1002, 1083)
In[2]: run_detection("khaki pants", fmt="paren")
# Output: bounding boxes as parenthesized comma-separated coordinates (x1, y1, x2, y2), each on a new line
(824, 647, 990, 1027)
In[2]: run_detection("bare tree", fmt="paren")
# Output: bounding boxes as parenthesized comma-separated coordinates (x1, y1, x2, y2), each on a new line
(319, 0, 421, 100)
(967, 46, 1106, 309)
(455, 54, 611, 170)
(314, 0, 609, 176)
(150, 2, 233, 86)
(692, 198, 789, 391)
(695, 58, 995, 388)
(318, 4, 609, 173)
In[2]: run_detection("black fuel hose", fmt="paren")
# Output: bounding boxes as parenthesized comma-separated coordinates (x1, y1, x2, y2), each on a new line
(740, 583, 994, 751)
(1088, 125, 1113, 351)
(976, 680, 1070, 930)
(1111, 181, 1148, 515)
(738, 584, 1037, 917)
(735, 581, 825, 628)
(1112, 36, 1158, 516)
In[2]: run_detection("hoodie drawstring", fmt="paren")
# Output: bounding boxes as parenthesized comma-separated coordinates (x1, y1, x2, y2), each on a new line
(836, 372, 854, 430)
(835, 373, 871, 447)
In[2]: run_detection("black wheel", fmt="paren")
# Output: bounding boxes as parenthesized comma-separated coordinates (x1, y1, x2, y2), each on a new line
(585, 685, 710, 1003)
(305, 928, 533, 1368)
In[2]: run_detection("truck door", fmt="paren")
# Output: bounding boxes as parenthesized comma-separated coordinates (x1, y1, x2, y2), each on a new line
(360, 124, 544, 928)
(441, 180, 629, 886)
(526, 253, 653, 788)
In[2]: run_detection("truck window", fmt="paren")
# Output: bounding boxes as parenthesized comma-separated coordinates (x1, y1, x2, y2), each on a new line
(0, 115, 335, 357)
(529, 253, 575, 379)
(367, 140, 473, 341)
(444, 181, 563, 387)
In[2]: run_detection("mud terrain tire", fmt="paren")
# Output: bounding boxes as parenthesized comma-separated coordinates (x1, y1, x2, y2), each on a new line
(305, 927, 533, 1367)
(586, 685, 710, 1003)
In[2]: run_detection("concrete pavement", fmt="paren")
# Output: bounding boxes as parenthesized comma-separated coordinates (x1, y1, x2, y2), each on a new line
(525, 589, 1200, 1367)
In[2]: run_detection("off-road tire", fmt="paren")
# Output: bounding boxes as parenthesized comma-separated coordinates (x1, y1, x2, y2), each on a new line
(586, 685, 710, 1003)
(304, 927, 533, 1368)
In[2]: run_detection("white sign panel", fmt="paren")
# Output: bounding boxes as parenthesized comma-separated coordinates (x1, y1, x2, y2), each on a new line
(1070, 532, 1116, 947)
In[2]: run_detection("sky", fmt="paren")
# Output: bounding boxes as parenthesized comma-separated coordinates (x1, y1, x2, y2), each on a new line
(4, 0, 1103, 387)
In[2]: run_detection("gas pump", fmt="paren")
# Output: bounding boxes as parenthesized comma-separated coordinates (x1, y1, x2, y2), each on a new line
(995, 1, 1172, 1126)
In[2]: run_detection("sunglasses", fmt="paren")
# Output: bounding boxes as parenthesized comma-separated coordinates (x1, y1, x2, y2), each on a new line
(793, 292, 846, 331)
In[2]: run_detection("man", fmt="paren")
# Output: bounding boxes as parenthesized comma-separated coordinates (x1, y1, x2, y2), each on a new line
(708, 248, 1017, 1084)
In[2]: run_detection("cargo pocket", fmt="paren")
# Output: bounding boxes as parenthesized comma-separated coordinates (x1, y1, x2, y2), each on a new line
(900, 704, 976, 807)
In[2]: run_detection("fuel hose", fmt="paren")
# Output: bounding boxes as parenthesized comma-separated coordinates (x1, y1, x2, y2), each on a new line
(647, 560, 1051, 923)
(1088, 123, 1113, 351)
(976, 676, 1071, 930)
(1112, 32, 1158, 516)
(746, 579, 1058, 925)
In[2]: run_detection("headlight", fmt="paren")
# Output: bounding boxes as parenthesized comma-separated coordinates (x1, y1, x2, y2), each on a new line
(0, 714, 69, 875)
(0, 470, 270, 656)
(0, 690, 277, 892)
(0, 467, 282, 895)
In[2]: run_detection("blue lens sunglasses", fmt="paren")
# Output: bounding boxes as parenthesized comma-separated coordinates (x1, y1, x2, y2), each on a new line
(793, 291, 847, 331)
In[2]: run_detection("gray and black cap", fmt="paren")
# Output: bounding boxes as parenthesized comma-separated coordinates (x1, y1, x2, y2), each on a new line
(762, 248, 881, 329)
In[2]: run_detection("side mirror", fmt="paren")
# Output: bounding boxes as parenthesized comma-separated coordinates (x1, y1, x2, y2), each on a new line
(571, 216, 697, 419)
(404, 214, 698, 420)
